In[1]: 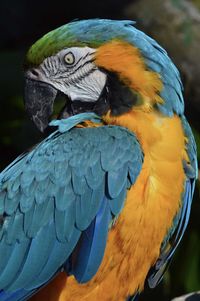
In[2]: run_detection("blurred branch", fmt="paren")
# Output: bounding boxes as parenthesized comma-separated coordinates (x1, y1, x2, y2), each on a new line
(124, 0, 200, 128)
(172, 291, 200, 300)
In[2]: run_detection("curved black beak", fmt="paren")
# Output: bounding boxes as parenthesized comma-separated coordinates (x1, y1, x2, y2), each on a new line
(24, 78, 58, 132)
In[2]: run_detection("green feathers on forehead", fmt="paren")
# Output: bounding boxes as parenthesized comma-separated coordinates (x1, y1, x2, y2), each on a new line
(25, 19, 135, 67)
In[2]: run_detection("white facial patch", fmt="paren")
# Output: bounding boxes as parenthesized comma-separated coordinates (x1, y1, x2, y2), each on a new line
(66, 67, 107, 102)
(38, 47, 107, 103)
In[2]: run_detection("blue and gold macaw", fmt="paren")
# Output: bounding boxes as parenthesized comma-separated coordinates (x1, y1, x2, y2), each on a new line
(0, 19, 198, 301)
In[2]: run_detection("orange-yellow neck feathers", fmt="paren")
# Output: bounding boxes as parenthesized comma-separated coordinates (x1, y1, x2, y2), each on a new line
(95, 40, 163, 111)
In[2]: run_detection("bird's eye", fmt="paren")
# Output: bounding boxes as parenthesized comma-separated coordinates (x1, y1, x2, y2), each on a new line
(64, 52, 75, 65)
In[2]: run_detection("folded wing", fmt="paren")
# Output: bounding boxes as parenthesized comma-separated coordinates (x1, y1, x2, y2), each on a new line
(0, 123, 143, 298)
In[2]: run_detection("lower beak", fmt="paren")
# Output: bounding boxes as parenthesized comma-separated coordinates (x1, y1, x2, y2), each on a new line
(24, 78, 58, 132)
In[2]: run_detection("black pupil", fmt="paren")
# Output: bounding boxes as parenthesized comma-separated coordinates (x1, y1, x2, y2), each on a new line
(66, 53, 74, 64)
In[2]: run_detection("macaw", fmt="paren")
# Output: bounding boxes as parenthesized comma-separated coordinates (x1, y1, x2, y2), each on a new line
(0, 19, 197, 301)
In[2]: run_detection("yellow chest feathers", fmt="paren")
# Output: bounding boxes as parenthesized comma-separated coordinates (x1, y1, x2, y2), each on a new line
(98, 110, 187, 294)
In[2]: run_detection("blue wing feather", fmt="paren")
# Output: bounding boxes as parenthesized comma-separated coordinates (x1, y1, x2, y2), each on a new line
(107, 165, 128, 199)
(0, 114, 143, 299)
(67, 197, 112, 283)
(109, 183, 127, 216)
(26, 226, 81, 290)
(0, 239, 30, 288)
(0, 289, 35, 301)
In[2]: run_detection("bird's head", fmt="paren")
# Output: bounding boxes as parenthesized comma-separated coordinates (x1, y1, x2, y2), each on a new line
(24, 19, 184, 132)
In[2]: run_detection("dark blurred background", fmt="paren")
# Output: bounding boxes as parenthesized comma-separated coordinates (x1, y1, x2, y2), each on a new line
(0, 0, 200, 300)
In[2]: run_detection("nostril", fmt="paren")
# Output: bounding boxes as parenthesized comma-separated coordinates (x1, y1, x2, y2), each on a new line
(31, 69, 39, 77)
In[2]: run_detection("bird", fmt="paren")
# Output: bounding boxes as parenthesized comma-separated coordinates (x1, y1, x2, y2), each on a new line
(0, 19, 197, 301)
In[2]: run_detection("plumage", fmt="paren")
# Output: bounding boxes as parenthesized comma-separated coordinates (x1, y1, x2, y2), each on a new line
(0, 19, 198, 301)
(0, 116, 143, 300)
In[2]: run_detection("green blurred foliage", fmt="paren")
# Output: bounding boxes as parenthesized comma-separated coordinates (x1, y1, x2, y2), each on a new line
(192, 0, 200, 9)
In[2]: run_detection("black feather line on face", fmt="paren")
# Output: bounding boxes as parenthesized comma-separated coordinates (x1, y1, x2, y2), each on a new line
(104, 71, 139, 116)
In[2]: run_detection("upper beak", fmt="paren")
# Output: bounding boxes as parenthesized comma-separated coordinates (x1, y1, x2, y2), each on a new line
(24, 76, 58, 132)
